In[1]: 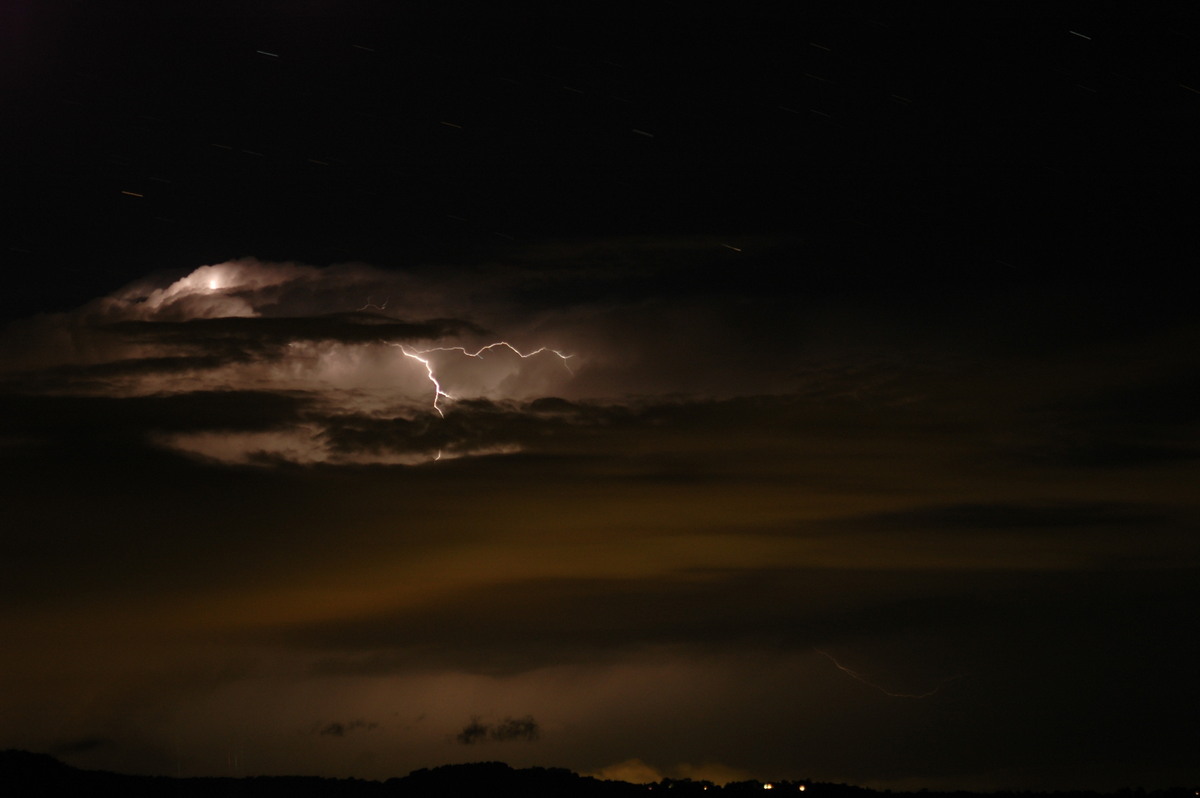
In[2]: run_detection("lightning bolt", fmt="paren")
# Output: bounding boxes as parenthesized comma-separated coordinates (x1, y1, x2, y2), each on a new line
(387, 342, 574, 418)
(394, 345, 453, 417)
(815, 649, 960, 699)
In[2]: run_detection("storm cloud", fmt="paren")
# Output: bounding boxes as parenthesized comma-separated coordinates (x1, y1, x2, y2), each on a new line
(1, 250, 1197, 790)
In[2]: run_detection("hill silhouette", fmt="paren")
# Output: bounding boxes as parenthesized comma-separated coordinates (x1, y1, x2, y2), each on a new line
(0, 750, 1193, 798)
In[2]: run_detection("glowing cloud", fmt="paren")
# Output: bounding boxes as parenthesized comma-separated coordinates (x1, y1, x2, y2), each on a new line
(101, 260, 320, 321)
(1, 259, 579, 465)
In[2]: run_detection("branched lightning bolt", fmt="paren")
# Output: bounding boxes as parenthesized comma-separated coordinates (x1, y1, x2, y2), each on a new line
(815, 649, 960, 699)
(393, 345, 453, 417)
(386, 341, 574, 417)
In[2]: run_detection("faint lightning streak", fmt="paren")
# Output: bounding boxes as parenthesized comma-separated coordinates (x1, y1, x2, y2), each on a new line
(358, 296, 389, 311)
(815, 649, 956, 699)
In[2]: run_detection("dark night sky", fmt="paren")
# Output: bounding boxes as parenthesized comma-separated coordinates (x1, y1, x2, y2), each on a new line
(2, 2, 1199, 791)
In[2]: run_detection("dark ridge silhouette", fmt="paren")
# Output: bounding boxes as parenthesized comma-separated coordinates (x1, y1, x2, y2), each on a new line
(1, 751, 1195, 798)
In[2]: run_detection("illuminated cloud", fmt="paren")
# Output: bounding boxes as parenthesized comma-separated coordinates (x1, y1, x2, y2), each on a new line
(8, 247, 924, 466)
(0, 258, 585, 465)
(674, 763, 755, 786)
(589, 761, 753, 787)
(590, 759, 663, 784)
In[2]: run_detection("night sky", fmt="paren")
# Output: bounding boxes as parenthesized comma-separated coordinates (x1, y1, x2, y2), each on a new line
(3, 2, 1199, 791)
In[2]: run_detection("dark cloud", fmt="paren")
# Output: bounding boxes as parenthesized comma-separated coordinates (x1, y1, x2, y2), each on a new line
(454, 718, 489, 745)
(4, 355, 239, 388)
(491, 716, 539, 742)
(50, 737, 109, 756)
(314, 393, 857, 465)
(1018, 370, 1200, 469)
(456, 716, 539, 744)
(286, 566, 1200, 678)
(0, 390, 314, 442)
(317, 720, 378, 737)
(859, 501, 1170, 531)
(316, 397, 614, 458)
(477, 236, 805, 311)
(101, 313, 483, 357)
(1037, 439, 1200, 469)
(1065, 372, 1200, 428)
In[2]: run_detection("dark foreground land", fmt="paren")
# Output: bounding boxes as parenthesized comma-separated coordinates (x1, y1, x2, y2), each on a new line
(1, 750, 1193, 798)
